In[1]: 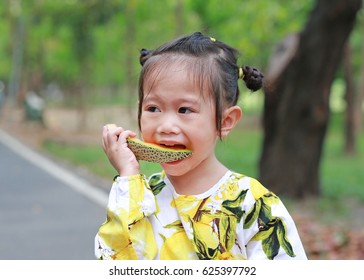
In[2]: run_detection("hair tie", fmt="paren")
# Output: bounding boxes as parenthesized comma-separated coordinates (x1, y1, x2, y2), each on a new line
(210, 37, 216, 42)
(238, 67, 244, 79)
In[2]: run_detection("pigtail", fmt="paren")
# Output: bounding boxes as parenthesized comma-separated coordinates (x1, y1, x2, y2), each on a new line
(240, 65, 264, 92)
(139, 48, 152, 66)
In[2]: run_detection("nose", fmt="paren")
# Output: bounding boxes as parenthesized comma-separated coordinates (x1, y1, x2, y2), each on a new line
(156, 113, 181, 135)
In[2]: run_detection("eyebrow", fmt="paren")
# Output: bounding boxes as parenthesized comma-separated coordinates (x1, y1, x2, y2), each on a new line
(143, 94, 201, 106)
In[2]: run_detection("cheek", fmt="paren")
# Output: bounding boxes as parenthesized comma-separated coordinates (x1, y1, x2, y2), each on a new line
(140, 111, 148, 127)
(140, 115, 154, 135)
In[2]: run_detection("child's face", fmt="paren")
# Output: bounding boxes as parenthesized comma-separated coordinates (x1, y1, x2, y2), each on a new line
(140, 62, 219, 177)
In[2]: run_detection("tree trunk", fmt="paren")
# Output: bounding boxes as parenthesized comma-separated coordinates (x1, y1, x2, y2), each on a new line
(356, 30, 364, 133)
(342, 43, 356, 155)
(259, 0, 362, 199)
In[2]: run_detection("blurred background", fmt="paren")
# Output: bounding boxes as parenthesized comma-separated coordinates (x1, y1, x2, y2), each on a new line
(0, 0, 363, 259)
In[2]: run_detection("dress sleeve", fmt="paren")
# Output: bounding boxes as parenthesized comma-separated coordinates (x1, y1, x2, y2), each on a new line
(94, 174, 158, 260)
(242, 178, 307, 260)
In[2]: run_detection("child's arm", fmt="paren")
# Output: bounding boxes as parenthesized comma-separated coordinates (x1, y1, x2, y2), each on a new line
(95, 174, 158, 260)
(95, 124, 158, 259)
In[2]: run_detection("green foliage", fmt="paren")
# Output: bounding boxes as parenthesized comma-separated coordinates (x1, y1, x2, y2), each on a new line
(1, 0, 324, 102)
(187, 0, 314, 67)
(0, 20, 10, 79)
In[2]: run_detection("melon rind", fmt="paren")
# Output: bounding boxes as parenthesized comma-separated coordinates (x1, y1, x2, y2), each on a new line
(126, 137, 192, 163)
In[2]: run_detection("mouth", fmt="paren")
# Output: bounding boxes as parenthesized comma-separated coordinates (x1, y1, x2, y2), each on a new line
(158, 142, 191, 164)
(163, 158, 185, 165)
(160, 143, 187, 150)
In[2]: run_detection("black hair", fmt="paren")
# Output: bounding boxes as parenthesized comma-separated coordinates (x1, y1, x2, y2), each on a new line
(137, 32, 264, 135)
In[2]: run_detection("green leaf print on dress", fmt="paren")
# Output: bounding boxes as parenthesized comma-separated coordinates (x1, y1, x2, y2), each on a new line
(247, 193, 296, 259)
(170, 174, 251, 260)
(177, 190, 248, 259)
(221, 189, 248, 222)
(149, 173, 167, 196)
(189, 211, 246, 260)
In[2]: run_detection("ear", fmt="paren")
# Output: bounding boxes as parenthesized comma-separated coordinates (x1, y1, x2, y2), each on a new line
(220, 105, 242, 138)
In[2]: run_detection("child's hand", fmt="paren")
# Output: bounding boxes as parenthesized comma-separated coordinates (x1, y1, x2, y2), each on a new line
(102, 124, 140, 177)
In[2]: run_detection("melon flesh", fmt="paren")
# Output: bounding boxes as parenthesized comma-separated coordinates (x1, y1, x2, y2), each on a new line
(126, 137, 192, 163)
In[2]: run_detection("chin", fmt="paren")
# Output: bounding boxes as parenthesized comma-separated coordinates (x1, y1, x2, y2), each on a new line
(161, 161, 190, 177)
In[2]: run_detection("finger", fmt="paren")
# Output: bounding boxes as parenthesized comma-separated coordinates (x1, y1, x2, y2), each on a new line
(101, 125, 109, 151)
(105, 123, 117, 130)
(105, 126, 123, 144)
(102, 124, 122, 154)
(118, 130, 137, 145)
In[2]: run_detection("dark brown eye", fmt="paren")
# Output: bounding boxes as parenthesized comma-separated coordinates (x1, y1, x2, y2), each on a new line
(146, 106, 160, 112)
(178, 107, 192, 114)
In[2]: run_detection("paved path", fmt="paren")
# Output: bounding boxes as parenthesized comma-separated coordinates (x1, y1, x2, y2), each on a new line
(0, 129, 109, 260)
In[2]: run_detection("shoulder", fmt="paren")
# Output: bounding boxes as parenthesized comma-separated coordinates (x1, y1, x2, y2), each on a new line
(229, 172, 271, 201)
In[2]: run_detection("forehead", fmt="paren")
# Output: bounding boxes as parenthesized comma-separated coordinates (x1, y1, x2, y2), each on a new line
(142, 54, 212, 96)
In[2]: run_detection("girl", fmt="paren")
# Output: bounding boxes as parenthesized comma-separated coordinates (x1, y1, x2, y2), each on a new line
(95, 32, 307, 260)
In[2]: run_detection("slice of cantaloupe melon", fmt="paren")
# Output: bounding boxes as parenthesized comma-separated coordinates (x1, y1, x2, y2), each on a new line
(126, 137, 192, 163)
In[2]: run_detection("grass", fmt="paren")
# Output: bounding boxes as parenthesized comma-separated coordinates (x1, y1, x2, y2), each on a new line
(321, 114, 364, 201)
(43, 140, 117, 179)
(42, 112, 364, 202)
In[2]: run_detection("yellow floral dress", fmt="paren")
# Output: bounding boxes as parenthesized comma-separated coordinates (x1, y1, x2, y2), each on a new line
(95, 171, 307, 260)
